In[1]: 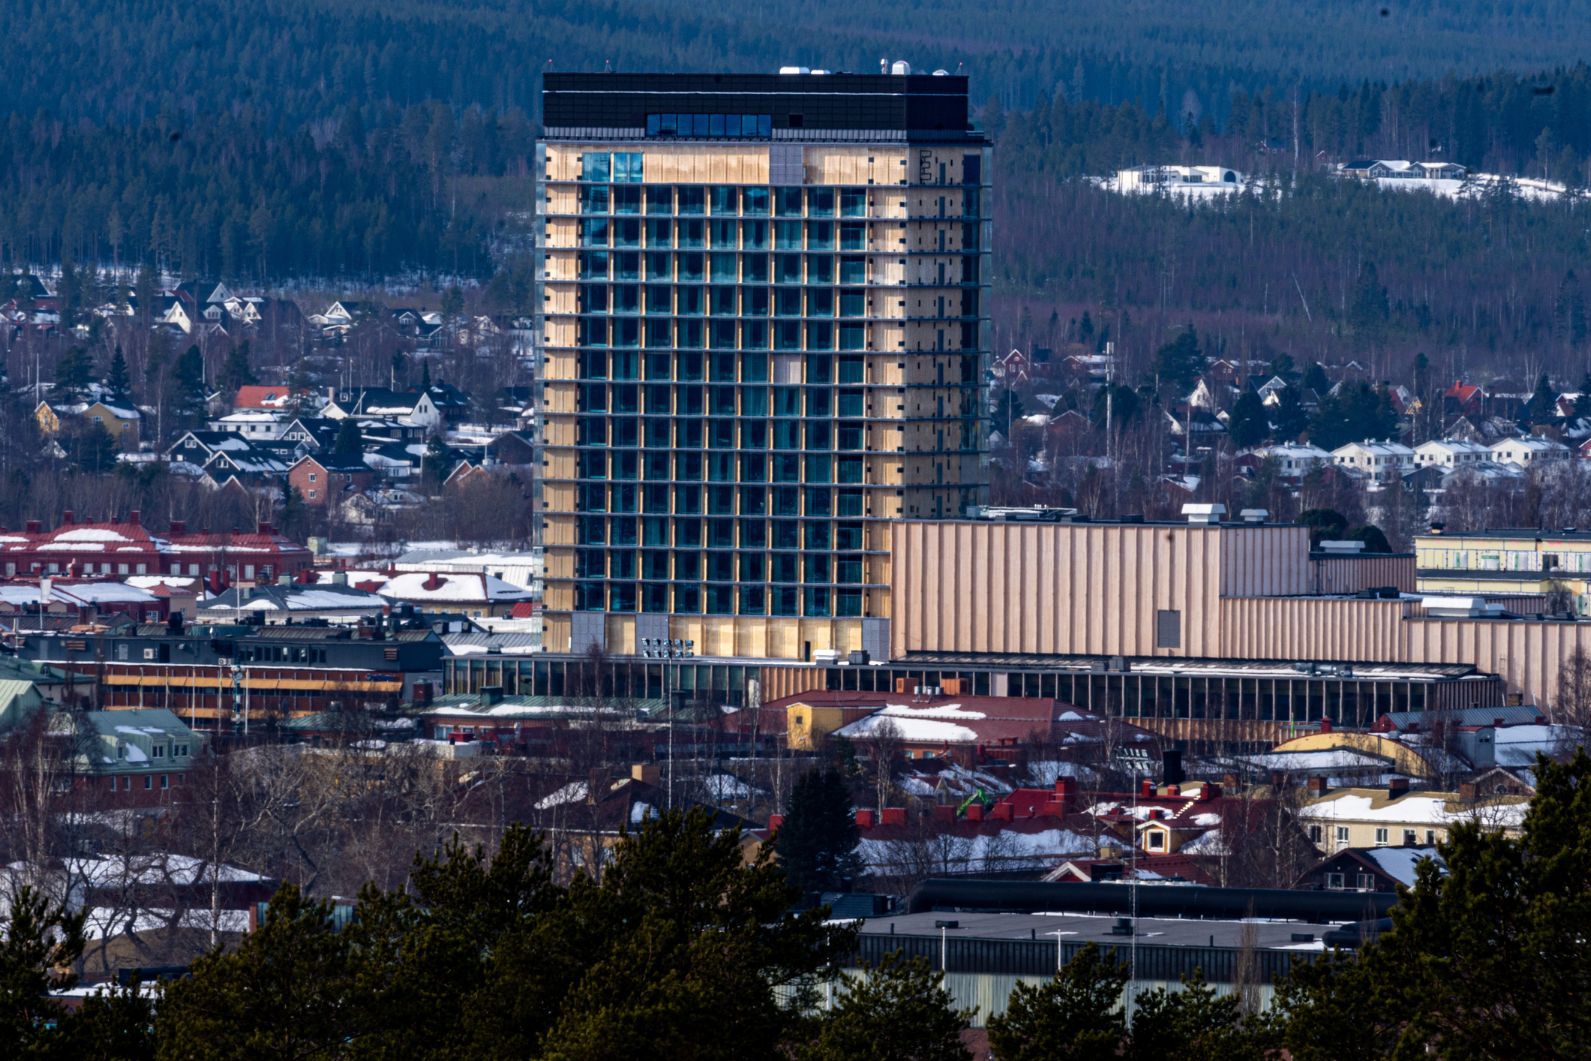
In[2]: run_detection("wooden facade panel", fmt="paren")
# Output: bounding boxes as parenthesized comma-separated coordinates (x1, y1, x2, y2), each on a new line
(1311, 554, 1416, 594)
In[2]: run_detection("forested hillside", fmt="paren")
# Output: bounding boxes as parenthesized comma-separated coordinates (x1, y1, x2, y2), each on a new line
(990, 70, 1591, 381)
(4, 0, 1591, 307)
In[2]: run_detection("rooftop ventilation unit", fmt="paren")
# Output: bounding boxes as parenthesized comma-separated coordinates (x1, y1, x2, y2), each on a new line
(1181, 502, 1227, 525)
(1420, 595, 1500, 619)
(1239, 508, 1269, 524)
(1319, 539, 1367, 553)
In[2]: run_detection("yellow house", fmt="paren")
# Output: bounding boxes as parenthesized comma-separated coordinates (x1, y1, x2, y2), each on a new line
(1298, 783, 1528, 853)
(34, 400, 142, 451)
(785, 701, 861, 752)
(33, 400, 68, 435)
(83, 401, 143, 450)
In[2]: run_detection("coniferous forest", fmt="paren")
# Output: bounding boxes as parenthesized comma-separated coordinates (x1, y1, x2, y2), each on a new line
(5, 752, 1589, 1059)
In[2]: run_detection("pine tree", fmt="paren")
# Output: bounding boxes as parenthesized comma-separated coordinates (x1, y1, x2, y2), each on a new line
(988, 943, 1127, 1061)
(1153, 326, 1204, 393)
(1302, 362, 1331, 398)
(105, 345, 131, 400)
(54, 347, 95, 399)
(1524, 372, 1557, 427)
(219, 342, 256, 395)
(1273, 750, 1591, 1059)
(773, 767, 861, 896)
(799, 953, 972, 1061)
(0, 886, 89, 1050)
(1269, 387, 1310, 443)
(330, 419, 365, 466)
(495, 810, 855, 1059)
(73, 421, 121, 473)
(1129, 968, 1266, 1060)
(1227, 391, 1269, 449)
(168, 344, 207, 428)
(155, 884, 354, 1059)
(1348, 262, 1391, 348)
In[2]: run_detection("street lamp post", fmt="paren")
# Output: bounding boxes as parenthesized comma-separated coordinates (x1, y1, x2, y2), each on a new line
(641, 637, 694, 809)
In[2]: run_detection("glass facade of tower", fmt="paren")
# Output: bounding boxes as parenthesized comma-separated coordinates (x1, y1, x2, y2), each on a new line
(539, 72, 989, 655)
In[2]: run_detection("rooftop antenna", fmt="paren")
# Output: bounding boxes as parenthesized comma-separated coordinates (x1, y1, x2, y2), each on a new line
(604, 58, 612, 73)
(955, 61, 965, 75)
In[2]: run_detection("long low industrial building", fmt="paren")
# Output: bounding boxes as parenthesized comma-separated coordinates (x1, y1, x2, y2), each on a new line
(842, 881, 1397, 1023)
(445, 507, 1587, 729)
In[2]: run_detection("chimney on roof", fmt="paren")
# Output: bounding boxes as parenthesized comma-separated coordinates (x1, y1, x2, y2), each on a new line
(1053, 776, 1077, 812)
(128, 510, 140, 526)
(1388, 776, 1411, 799)
(62, 510, 74, 525)
(1306, 776, 1329, 796)
(1319, 716, 1333, 734)
(1161, 748, 1185, 786)
(24, 520, 40, 534)
(169, 519, 186, 535)
(854, 808, 875, 828)
(424, 572, 443, 591)
(257, 521, 273, 536)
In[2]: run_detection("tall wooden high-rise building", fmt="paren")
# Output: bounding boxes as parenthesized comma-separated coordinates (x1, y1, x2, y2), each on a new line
(538, 70, 990, 658)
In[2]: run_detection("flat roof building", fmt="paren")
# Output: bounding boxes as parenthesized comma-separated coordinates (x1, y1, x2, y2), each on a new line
(538, 70, 990, 661)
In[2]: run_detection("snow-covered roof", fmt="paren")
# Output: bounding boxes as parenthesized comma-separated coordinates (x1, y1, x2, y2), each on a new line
(376, 571, 533, 604)
(858, 827, 1096, 874)
(1358, 846, 1443, 886)
(534, 781, 588, 810)
(834, 702, 992, 744)
(1298, 790, 1528, 829)
(1492, 725, 1572, 767)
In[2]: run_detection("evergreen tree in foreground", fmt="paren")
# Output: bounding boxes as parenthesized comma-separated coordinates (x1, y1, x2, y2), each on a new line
(798, 952, 972, 1061)
(154, 809, 857, 1060)
(1272, 747, 1591, 1059)
(774, 766, 862, 896)
(987, 943, 1128, 1061)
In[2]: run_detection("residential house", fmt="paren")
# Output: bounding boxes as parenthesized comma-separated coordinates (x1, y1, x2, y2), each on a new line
(325, 388, 443, 430)
(1114, 164, 1243, 193)
(992, 348, 1031, 385)
(1245, 443, 1332, 479)
(1297, 846, 1443, 893)
(1339, 160, 1467, 181)
(288, 454, 375, 507)
(210, 410, 288, 440)
(1412, 439, 1492, 470)
(1297, 779, 1529, 853)
(1330, 439, 1414, 484)
(1489, 435, 1571, 468)
(232, 385, 311, 413)
(200, 448, 290, 492)
(1443, 380, 1487, 420)
(70, 708, 203, 807)
(36, 400, 142, 451)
